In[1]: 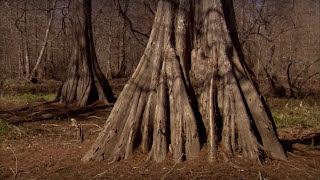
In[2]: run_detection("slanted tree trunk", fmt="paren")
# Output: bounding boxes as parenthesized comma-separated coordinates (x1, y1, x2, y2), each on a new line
(29, 0, 57, 82)
(83, 0, 286, 163)
(57, 0, 114, 107)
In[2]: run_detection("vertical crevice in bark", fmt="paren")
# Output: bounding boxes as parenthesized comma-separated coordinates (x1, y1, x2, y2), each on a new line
(147, 59, 168, 162)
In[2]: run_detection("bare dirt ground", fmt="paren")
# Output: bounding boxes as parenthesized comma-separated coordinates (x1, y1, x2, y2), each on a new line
(0, 79, 319, 179)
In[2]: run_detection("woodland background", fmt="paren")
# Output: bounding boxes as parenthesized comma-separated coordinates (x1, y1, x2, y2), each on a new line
(0, 0, 319, 98)
(0, 0, 320, 179)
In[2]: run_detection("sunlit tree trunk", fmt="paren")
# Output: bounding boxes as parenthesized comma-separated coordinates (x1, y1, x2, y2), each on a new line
(23, 0, 30, 78)
(83, 0, 286, 163)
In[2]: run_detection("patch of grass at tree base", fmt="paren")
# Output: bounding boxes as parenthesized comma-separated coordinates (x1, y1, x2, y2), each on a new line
(269, 98, 320, 128)
(0, 120, 8, 135)
(0, 93, 56, 106)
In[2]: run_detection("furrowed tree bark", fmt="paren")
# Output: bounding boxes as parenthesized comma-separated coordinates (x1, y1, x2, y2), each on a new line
(57, 0, 114, 107)
(83, 1, 200, 163)
(222, 0, 286, 160)
(83, 0, 286, 163)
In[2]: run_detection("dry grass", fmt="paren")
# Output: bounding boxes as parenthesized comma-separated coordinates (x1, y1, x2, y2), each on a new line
(0, 78, 320, 179)
(268, 97, 320, 128)
(0, 79, 59, 108)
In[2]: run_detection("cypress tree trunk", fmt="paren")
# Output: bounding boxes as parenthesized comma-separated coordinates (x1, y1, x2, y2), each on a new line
(83, 0, 286, 163)
(58, 0, 114, 107)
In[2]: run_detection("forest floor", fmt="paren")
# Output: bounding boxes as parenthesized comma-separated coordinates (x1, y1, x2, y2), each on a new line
(0, 78, 319, 179)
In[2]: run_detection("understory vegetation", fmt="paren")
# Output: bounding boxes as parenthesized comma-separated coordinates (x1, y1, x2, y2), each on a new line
(270, 98, 320, 128)
(1, 79, 319, 130)
(0, 79, 58, 106)
(0, 0, 319, 178)
(0, 78, 319, 179)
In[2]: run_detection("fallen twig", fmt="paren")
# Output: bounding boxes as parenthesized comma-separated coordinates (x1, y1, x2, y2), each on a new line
(81, 124, 102, 130)
(30, 111, 43, 117)
(161, 154, 184, 180)
(88, 116, 103, 120)
(41, 124, 61, 127)
(8, 124, 27, 137)
(8, 147, 18, 178)
(93, 170, 115, 179)
(286, 163, 312, 177)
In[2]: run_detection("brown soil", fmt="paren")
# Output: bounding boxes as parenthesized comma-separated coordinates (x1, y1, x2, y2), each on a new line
(0, 79, 319, 179)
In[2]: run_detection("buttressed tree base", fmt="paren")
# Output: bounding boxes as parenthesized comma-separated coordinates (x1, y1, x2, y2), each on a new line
(58, 0, 114, 107)
(82, 0, 287, 163)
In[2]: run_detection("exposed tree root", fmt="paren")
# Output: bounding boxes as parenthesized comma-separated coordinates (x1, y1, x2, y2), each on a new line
(82, 0, 286, 163)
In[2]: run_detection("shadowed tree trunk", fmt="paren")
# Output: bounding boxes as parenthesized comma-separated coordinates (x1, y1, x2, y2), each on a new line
(82, 0, 286, 163)
(58, 0, 114, 107)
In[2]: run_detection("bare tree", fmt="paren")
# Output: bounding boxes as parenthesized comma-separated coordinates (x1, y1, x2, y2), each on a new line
(287, 58, 320, 97)
(82, 0, 286, 163)
(234, 0, 320, 97)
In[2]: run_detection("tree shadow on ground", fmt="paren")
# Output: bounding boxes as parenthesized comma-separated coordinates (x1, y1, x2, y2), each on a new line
(281, 133, 320, 152)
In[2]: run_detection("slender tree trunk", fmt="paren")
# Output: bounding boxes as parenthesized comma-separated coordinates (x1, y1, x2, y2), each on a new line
(23, 0, 30, 79)
(18, 44, 23, 78)
(106, 36, 113, 80)
(58, 0, 114, 107)
(287, 61, 294, 97)
(29, 0, 57, 81)
(117, 15, 126, 77)
(23, 37, 30, 78)
(118, 0, 129, 78)
(83, 0, 286, 163)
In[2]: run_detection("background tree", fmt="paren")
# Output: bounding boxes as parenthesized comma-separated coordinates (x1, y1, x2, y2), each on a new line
(234, 0, 320, 97)
(82, 0, 286, 163)
(58, 0, 114, 106)
(28, 0, 57, 82)
(0, 0, 153, 81)
(1, 0, 318, 96)
(94, 0, 153, 79)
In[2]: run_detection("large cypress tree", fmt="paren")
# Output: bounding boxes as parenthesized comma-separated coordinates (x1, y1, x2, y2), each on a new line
(82, 0, 286, 163)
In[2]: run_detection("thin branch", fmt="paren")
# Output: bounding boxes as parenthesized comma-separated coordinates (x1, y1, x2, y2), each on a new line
(29, 0, 58, 81)
(114, 0, 149, 45)
(14, 7, 25, 35)
(9, 147, 18, 178)
(298, 72, 320, 95)
(160, 154, 184, 180)
(287, 60, 294, 97)
(292, 58, 320, 87)
(142, 0, 155, 15)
